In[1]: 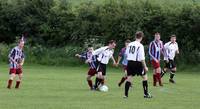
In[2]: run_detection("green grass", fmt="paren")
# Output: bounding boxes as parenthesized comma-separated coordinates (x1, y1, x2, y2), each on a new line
(0, 64, 199, 109)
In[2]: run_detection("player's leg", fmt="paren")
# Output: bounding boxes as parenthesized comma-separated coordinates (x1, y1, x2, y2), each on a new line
(101, 76, 105, 85)
(152, 60, 162, 86)
(94, 71, 103, 89)
(153, 69, 157, 86)
(161, 68, 167, 77)
(151, 60, 158, 86)
(98, 73, 105, 86)
(155, 67, 163, 86)
(169, 67, 176, 83)
(15, 68, 23, 89)
(94, 62, 101, 89)
(99, 64, 106, 86)
(168, 60, 176, 83)
(124, 75, 132, 98)
(142, 74, 152, 98)
(7, 68, 16, 89)
(161, 61, 169, 78)
(124, 62, 133, 98)
(118, 74, 127, 87)
(87, 68, 96, 90)
(118, 66, 127, 87)
(87, 75, 93, 90)
(15, 74, 23, 89)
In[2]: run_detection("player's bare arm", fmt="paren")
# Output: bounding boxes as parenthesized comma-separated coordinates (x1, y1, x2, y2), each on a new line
(117, 56, 122, 65)
(141, 60, 148, 72)
(75, 54, 81, 58)
(111, 56, 117, 66)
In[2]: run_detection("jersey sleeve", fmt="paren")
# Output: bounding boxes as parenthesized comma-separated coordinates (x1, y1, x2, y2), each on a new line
(176, 43, 179, 51)
(163, 43, 169, 60)
(8, 48, 16, 59)
(148, 42, 156, 60)
(21, 51, 25, 59)
(138, 45, 145, 61)
(92, 47, 106, 56)
(125, 45, 130, 56)
(119, 48, 126, 57)
(80, 52, 87, 60)
(109, 50, 114, 58)
(160, 41, 165, 54)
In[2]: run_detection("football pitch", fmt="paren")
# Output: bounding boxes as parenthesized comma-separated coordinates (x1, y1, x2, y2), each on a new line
(0, 64, 199, 109)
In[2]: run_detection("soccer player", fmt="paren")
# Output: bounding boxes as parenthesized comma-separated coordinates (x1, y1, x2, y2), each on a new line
(93, 40, 117, 90)
(124, 31, 152, 98)
(7, 37, 25, 89)
(117, 39, 131, 87)
(149, 32, 164, 86)
(161, 35, 179, 83)
(75, 45, 97, 90)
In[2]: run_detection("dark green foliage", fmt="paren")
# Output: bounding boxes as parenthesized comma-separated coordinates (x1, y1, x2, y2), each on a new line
(0, 0, 199, 65)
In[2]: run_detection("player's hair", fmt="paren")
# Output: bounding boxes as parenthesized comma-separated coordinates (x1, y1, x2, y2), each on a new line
(135, 31, 144, 39)
(155, 32, 160, 35)
(125, 39, 131, 43)
(108, 40, 116, 44)
(170, 34, 176, 38)
(88, 44, 93, 48)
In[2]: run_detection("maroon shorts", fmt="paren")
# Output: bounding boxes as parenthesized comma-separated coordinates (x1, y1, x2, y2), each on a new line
(151, 60, 160, 69)
(87, 68, 96, 76)
(9, 68, 23, 75)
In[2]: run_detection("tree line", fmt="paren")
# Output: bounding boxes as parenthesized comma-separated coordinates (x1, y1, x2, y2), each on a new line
(0, 0, 199, 65)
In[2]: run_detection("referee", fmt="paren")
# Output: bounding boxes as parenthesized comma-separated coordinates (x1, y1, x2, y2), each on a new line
(124, 31, 152, 98)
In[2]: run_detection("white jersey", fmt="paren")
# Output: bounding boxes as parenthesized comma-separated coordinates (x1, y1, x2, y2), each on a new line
(164, 41, 179, 60)
(93, 46, 114, 64)
(125, 41, 145, 62)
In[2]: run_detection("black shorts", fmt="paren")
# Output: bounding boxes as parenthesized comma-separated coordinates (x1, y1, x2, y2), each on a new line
(127, 61, 145, 76)
(164, 59, 176, 69)
(96, 61, 107, 76)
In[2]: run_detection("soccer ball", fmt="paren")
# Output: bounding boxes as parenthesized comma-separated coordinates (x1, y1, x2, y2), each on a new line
(99, 85, 109, 92)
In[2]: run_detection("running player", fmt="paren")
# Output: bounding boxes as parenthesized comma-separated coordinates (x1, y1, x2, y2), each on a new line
(75, 45, 97, 90)
(161, 35, 179, 83)
(7, 37, 25, 89)
(117, 40, 131, 87)
(93, 40, 117, 90)
(149, 32, 164, 86)
(124, 31, 152, 98)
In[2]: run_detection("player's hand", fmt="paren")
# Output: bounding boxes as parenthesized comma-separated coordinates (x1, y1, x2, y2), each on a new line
(75, 54, 80, 57)
(115, 62, 119, 67)
(85, 60, 91, 63)
(154, 59, 159, 63)
(17, 64, 22, 69)
(144, 67, 148, 72)
(113, 62, 118, 67)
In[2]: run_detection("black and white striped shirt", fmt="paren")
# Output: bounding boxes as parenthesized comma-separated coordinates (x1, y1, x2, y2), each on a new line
(8, 46, 25, 68)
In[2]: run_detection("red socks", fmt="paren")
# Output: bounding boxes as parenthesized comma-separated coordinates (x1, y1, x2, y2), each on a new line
(153, 73, 163, 86)
(7, 80, 22, 89)
(15, 81, 21, 89)
(156, 73, 163, 86)
(153, 74, 157, 86)
(7, 79, 13, 89)
(87, 80, 93, 89)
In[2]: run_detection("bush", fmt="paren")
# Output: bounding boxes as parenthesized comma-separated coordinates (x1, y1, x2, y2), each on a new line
(0, 0, 199, 65)
(0, 43, 87, 66)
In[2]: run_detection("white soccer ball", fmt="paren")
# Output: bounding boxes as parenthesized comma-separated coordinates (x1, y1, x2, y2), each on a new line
(99, 85, 109, 92)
